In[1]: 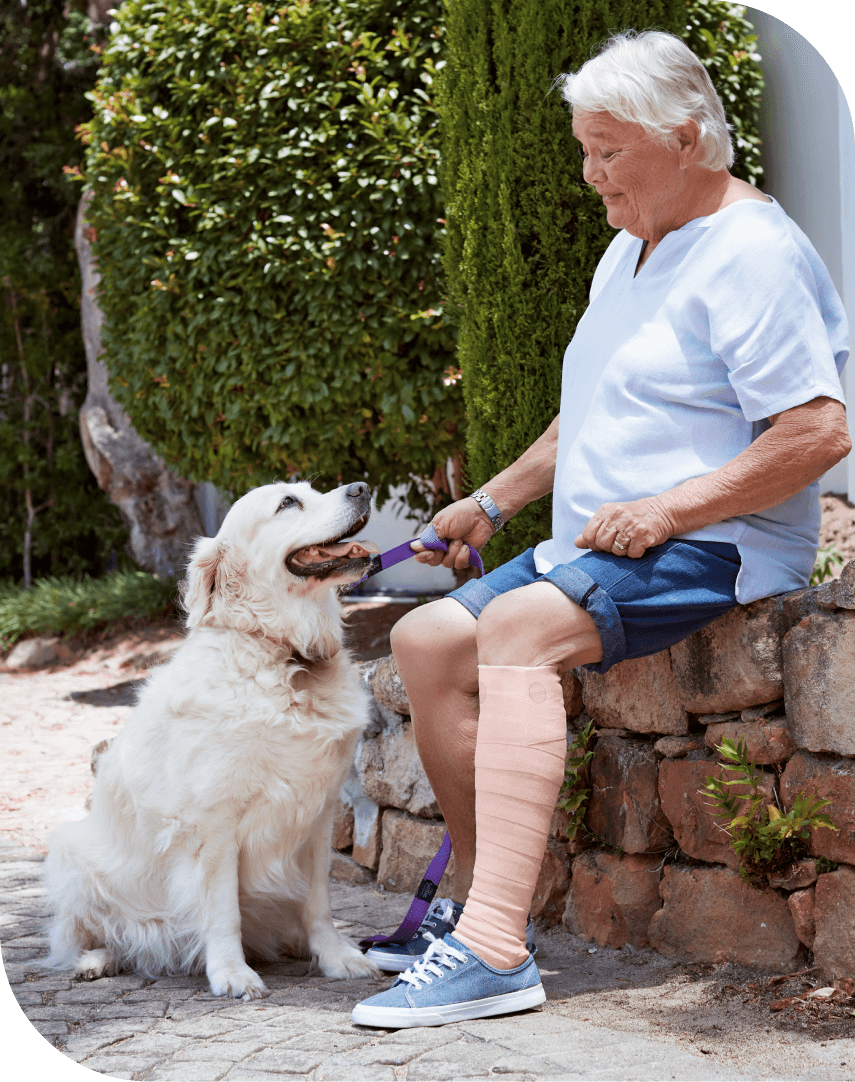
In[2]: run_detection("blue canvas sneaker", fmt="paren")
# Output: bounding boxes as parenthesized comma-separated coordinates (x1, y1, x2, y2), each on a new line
(365, 899, 538, 973)
(352, 932, 545, 1028)
(364, 897, 463, 972)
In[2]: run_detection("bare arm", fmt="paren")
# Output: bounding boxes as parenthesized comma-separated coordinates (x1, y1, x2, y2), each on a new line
(413, 415, 560, 570)
(577, 396, 851, 557)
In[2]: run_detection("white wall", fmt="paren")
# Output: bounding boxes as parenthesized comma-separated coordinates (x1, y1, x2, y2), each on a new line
(746, 6, 854, 498)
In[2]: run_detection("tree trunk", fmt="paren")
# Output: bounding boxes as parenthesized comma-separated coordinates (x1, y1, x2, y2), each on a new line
(76, 191, 204, 577)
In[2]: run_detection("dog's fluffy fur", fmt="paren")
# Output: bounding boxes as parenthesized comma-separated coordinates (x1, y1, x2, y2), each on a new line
(43, 481, 381, 999)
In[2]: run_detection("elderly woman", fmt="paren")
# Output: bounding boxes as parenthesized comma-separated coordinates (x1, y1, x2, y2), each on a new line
(352, 30, 850, 1027)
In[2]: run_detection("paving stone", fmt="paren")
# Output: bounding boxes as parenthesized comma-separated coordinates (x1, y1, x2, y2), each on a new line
(25, 1004, 96, 1022)
(29, 1018, 69, 1035)
(169, 1014, 254, 1038)
(80, 1052, 168, 1077)
(61, 1021, 160, 1058)
(315, 1063, 398, 1080)
(225, 1070, 302, 1080)
(147, 1060, 232, 1081)
(241, 1046, 325, 1073)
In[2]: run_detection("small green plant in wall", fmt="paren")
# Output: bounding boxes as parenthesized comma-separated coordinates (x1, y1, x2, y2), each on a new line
(703, 738, 837, 888)
(811, 545, 845, 585)
(557, 720, 595, 843)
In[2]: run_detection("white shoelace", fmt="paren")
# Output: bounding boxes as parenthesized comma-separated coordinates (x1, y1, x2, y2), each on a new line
(418, 896, 456, 934)
(400, 937, 468, 989)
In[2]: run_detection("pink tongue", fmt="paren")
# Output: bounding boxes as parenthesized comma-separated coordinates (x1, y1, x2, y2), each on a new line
(321, 539, 380, 560)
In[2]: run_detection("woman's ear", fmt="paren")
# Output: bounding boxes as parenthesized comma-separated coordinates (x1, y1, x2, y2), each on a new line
(182, 535, 222, 627)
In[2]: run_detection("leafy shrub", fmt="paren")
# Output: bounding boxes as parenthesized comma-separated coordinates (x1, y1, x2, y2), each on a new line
(81, 0, 460, 511)
(704, 737, 837, 888)
(441, 0, 765, 568)
(0, 0, 128, 583)
(811, 545, 845, 585)
(0, 571, 178, 648)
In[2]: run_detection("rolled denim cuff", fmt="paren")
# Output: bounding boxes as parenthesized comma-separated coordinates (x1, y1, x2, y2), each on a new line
(542, 563, 627, 674)
(449, 575, 503, 620)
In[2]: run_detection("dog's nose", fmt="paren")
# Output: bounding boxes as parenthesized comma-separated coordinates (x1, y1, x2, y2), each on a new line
(346, 482, 370, 499)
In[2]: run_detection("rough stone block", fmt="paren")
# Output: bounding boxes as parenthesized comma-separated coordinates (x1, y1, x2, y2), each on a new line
(780, 751, 855, 864)
(329, 852, 375, 886)
(813, 865, 855, 979)
(704, 715, 796, 765)
(587, 738, 671, 854)
(559, 668, 584, 719)
(351, 790, 382, 871)
(530, 840, 571, 925)
(653, 736, 705, 759)
(647, 864, 802, 971)
(813, 559, 855, 611)
(563, 850, 663, 948)
(3, 636, 61, 670)
(658, 758, 775, 869)
(364, 654, 411, 715)
(670, 597, 792, 713)
(580, 651, 688, 734)
(782, 611, 855, 755)
(331, 798, 354, 852)
(355, 703, 439, 818)
(376, 810, 455, 896)
(788, 887, 816, 949)
(767, 858, 819, 891)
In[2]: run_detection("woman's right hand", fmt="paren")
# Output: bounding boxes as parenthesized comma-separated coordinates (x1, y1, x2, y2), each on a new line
(410, 497, 497, 571)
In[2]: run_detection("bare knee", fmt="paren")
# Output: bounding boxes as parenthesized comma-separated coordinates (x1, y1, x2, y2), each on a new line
(391, 599, 478, 689)
(476, 583, 603, 668)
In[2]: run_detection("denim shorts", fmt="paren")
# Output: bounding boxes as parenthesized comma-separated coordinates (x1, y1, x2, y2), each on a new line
(447, 539, 741, 674)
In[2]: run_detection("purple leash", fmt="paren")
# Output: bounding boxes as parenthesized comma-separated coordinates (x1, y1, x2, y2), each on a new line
(343, 523, 484, 594)
(352, 526, 482, 949)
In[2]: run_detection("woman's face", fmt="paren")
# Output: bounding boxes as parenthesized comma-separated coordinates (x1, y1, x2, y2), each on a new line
(572, 111, 694, 243)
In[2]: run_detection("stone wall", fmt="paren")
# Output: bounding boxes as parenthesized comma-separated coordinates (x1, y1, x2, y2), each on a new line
(333, 562, 855, 977)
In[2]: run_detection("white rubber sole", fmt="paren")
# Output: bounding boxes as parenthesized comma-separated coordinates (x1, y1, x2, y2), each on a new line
(363, 948, 420, 973)
(351, 982, 546, 1028)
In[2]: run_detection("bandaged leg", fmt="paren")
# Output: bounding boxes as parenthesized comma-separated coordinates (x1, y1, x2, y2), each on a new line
(452, 664, 567, 970)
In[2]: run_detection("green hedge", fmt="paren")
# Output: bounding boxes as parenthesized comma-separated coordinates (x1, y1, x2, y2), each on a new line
(0, 0, 128, 583)
(81, 0, 460, 511)
(441, 1, 764, 568)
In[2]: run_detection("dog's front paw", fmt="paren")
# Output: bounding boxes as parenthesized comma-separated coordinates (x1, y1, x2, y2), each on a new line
(318, 946, 382, 980)
(74, 949, 116, 981)
(208, 962, 270, 1002)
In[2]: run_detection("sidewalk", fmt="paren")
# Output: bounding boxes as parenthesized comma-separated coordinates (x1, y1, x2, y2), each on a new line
(3, 630, 855, 1080)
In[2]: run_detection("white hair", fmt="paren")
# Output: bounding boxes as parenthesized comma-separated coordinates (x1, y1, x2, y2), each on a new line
(557, 30, 734, 171)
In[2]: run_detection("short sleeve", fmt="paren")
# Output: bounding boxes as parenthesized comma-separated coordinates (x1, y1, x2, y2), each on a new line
(701, 211, 848, 422)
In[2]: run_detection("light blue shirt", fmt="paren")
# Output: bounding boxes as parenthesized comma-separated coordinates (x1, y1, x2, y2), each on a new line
(533, 197, 849, 603)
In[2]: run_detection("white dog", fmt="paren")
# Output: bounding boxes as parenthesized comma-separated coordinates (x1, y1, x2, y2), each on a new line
(44, 481, 382, 999)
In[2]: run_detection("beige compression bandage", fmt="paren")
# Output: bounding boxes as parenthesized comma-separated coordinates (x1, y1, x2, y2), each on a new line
(452, 664, 567, 970)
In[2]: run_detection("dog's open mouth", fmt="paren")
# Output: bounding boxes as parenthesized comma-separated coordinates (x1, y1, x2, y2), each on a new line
(286, 516, 379, 580)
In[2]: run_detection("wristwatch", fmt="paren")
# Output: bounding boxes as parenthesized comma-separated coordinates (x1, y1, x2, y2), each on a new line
(469, 489, 505, 533)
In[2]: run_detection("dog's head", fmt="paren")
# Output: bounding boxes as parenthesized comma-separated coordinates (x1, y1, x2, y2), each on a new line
(182, 481, 376, 658)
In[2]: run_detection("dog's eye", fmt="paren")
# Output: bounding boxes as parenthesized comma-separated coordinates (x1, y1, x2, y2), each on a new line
(276, 495, 299, 513)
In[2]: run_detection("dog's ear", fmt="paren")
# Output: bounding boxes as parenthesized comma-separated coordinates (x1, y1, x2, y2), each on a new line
(182, 536, 224, 627)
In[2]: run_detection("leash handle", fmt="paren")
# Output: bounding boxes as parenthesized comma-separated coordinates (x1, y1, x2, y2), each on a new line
(346, 524, 483, 593)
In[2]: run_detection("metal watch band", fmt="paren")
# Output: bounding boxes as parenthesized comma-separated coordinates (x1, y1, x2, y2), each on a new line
(469, 489, 505, 533)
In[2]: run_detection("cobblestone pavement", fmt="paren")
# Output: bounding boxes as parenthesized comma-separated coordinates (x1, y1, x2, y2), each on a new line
(5, 843, 855, 1082)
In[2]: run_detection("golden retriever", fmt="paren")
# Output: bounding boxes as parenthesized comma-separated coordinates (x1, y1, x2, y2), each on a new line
(43, 481, 382, 999)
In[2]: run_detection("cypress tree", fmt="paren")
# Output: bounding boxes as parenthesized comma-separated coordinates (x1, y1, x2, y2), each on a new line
(440, 0, 685, 567)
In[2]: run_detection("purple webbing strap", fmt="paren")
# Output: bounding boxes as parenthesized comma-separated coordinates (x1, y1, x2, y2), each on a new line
(351, 523, 484, 589)
(359, 830, 453, 950)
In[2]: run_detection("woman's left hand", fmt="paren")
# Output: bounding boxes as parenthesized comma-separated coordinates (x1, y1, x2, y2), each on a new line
(575, 496, 676, 558)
